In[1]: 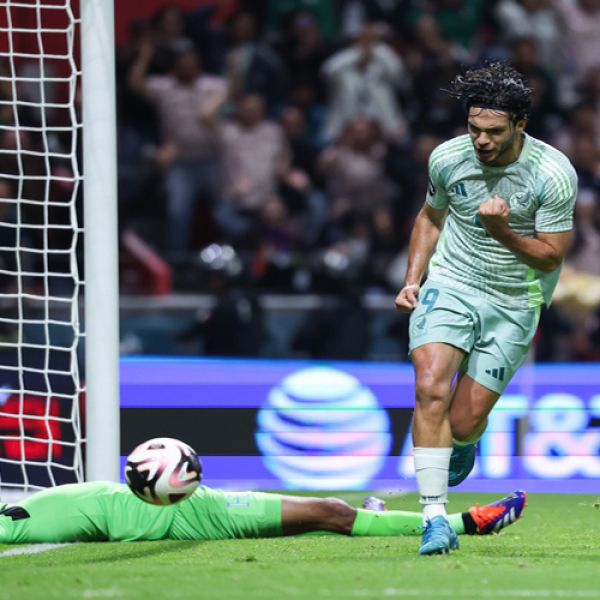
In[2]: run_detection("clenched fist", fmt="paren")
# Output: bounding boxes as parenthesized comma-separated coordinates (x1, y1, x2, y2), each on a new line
(394, 283, 420, 313)
(477, 196, 511, 235)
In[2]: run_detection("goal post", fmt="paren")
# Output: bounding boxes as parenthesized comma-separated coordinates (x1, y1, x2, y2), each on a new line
(81, 0, 119, 482)
(0, 0, 120, 495)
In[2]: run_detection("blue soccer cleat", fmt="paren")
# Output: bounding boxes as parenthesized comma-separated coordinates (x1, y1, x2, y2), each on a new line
(419, 515, 459, 555)
(468, 490, 527, 535)
(448, 442, 477, 487)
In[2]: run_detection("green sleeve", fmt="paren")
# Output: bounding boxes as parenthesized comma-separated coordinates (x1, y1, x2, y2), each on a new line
(0, 482, 176, 544)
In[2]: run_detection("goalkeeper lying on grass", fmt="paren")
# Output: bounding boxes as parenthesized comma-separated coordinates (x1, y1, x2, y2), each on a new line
(0, 482, 525, 544)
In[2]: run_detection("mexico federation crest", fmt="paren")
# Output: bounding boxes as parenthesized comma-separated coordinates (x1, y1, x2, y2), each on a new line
(509, 190, 532, 209)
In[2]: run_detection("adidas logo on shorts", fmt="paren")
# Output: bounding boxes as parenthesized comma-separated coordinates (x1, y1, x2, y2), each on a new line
(485, 367, 505, 381)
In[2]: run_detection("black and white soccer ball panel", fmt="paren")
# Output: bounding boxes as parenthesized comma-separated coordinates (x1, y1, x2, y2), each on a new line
(125, 437, 202, 506)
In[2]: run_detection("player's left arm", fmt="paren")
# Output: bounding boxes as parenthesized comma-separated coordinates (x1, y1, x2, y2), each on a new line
(478, 196, 572, 273)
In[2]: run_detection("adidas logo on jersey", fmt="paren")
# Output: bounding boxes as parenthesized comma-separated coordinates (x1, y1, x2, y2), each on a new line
(485, 367, 505, 381)
(451, 182, 468, 197)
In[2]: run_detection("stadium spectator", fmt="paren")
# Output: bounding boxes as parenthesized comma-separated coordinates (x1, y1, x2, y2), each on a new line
(0, 129, 45, 238)
(109, 0, 600, 359)
(407, 0, 489, 53)
(128, 41, 228, 257)
(576, 66, 600, 141)
(150, 2, 238, 76)
(320, 24, 408, 142)
(0, 178, 17, 294)
(215, 94, 288, 245)
(274, 11, 332, 104)
(286, 83, 328, 145)
(550, 188, 600, 360)
(116, 19, 161, 136)
(494, 0, 563, 74)
(551, 103, 599, 161)
(567, 135, 600, 199)
(339, 0, 412, 40)
(0, 178, 18, 341)
(265, 0, 338, 42)
(510, 36, 562, 140)
(553, 0, 600, 101)
(278, 106, 327, 244)
(148, 5, 192, 74)
(384, 132, 443, 250)
(223, 12, 287, 110)
(568, 188, 600, 276)
(404, 14, 469, 137)
(116, 23, 164, 239)
(317, 117, 395, 245)
(0, 128, 76, 296)
(279, 106, 319, 182)
(250, 195, 307, 289)
(191, 0, 241, 25)
(0, 62, 13, 126)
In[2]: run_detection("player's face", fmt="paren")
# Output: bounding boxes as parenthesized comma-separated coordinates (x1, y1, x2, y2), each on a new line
(467, 107, 526, 167)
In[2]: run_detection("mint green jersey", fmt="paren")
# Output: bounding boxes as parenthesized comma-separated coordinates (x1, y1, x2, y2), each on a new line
(426, 133, 577, 308)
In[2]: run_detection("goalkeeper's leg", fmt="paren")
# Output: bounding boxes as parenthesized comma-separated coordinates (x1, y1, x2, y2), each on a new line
(280, 490, 526, 537)
(281, 495, 426, 537)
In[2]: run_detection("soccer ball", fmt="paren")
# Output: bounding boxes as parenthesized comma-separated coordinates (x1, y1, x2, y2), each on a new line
(125, 437, 202, 506)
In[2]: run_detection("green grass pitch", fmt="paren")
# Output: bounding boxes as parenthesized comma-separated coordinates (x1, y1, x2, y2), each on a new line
(1, 492, 599, 600)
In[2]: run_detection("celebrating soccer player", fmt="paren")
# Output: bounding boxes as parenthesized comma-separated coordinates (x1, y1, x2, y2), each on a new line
(394, 62, 577, 555)
(0, 481, 525, 544)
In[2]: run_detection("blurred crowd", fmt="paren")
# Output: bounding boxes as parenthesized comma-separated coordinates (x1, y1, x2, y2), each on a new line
(1, 0, 600, 361)
(113, 0, 600, 361)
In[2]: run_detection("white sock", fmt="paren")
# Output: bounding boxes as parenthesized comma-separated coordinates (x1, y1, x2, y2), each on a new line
(413, 446, 452, 523)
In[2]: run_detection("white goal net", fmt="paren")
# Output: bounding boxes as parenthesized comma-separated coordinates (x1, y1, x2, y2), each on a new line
(0, 0, 84, 495)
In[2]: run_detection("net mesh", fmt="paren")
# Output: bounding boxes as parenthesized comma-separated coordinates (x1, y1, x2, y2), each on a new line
(0, 0, 83, 494)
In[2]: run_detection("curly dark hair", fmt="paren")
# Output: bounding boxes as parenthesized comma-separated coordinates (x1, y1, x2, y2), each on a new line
(446, 62, 533, 123)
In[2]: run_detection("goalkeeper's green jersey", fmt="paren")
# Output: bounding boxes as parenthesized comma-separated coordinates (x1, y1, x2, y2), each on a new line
(426, 133, 577, 309)
(0, 482, 282, 543)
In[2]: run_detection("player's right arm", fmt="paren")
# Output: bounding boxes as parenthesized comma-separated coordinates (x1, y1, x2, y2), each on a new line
(394, 202, 447, 312)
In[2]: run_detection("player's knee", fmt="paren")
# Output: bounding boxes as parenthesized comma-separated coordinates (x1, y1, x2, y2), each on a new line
(415, 372, 450, 413)
(320, 497, 356, 534)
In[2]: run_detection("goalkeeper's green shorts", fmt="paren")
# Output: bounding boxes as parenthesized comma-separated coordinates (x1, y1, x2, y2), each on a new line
(408, 280, 540, 394)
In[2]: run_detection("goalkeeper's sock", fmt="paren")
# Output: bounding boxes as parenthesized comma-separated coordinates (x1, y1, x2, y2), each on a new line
(447, 512, 466, 535)
(351, 508, 422, 536)
(350, 509, 467, 537)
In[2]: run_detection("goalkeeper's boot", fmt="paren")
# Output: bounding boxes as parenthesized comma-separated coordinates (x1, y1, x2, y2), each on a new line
(448, 442, 477, 487)
(362, 496, 386, 512)
(418, 515, 459, 556)
(468, 490, 527, 535)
